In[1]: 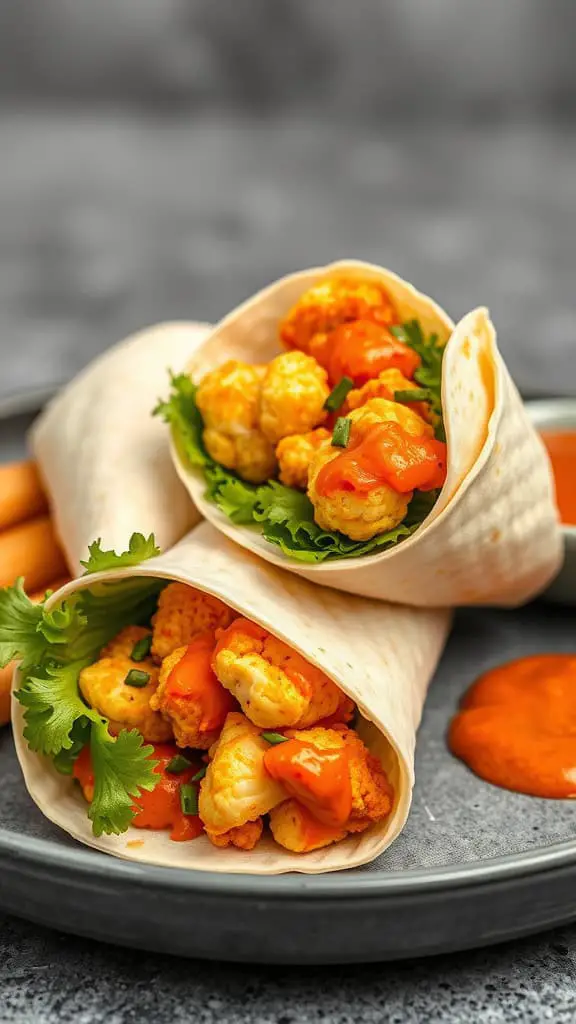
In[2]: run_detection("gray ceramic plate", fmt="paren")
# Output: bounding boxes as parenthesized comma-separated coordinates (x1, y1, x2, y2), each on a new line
(0, 393, 574, 965)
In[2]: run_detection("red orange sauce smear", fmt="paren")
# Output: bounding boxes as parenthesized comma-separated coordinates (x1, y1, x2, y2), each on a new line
(449, 655, 576, 798)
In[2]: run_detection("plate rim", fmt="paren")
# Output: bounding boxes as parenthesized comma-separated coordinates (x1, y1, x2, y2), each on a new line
(1, 800, 575, 900)
(0, 388, 575, 905)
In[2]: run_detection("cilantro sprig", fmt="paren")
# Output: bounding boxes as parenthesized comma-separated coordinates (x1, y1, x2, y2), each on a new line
(0, 536, 165, 836)
(156, 316, 445, 564)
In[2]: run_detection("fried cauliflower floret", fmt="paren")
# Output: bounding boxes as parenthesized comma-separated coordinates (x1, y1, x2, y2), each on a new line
(308, 449, 409, 542)
(79, 654, 172, 743)
(198, 712, 286, 837)
(259, 351, 330, 444)
(347, 370, 435, 424)
(269, 800, 346, 853)
(151, 638, 236, 749)
(307, 398, 432, 542)
(347, 369, 415, 411)
(212, 618, 345, 730)
(151, 583, 234, 662)
(279, 276, 397, 368)
(196, 360, 277, 483)
(275, 427, 331, 489)
(266, 726, 393, 852)
(207, 818, 263, 851)
(101, 626, 152, 660)
(347, 397, 433, 438)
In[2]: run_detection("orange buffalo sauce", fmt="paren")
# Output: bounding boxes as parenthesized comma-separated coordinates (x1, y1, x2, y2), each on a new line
(73, 743, 205, 841)
(328, 320, 421, 387)
(264, 737, 352, 827)
(166, 632, 235, 734)
(316, 421, 447, 497)
(540, 430, 576, 526)
(449, 654, 576, 798)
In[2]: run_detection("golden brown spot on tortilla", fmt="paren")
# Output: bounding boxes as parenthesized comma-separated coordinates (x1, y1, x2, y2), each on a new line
(490, 528, 501, 543)
(126, 840, 145, 849)
(494, 442, 501, 455)
(461, 339, 471, 359)
(469, 390, 474, 403)
(495, 467, 502, 478)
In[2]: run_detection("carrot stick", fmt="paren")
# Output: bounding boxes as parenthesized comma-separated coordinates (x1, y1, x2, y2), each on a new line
(0, 516, 68, 592)
(0, 461, 48, 531)
(0, 577, 72, 727)
(0, 665, 11, 726)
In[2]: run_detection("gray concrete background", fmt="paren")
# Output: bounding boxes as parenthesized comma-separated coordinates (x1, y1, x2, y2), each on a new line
(1, 113, 575, 400)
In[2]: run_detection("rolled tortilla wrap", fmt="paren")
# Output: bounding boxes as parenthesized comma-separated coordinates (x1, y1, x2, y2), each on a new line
(169, 261, 561, 606)
(30, 322, 210, 575)
(12, 522, 450, 874)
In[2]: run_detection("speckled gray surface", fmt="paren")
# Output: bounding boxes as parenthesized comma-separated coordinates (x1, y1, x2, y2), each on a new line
(0, 913, 575, 1024)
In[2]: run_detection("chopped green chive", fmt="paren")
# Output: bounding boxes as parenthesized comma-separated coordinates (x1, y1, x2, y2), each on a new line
(261, 731, 289, 745)
(331, 417, 351, 448)
(192, 766, 207, 782)
(131, 635, 152, 662)
(166, 754, 193, 774)
(394, 388, 431, 403)
(324, 376, 354, 413)
(180, 783, 198, 816)
(124, 669, 150, 688)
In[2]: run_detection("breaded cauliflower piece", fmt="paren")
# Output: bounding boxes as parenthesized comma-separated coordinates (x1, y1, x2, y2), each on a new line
(259, 351, 330, 444)
(79, 654, 172, 743)
(266, 726, 393, 852)
(269, 800, 347, 853)
(151, 636, 236, 749)
(207, 818, 263, 851)
(275, 427, 331, 489)
(347, 397, 433, 439)
(347, 369, 415, 411)
(152, 582, 234, 662)
(198, 712, 286, 838)
(212, 618, 344, 729)
(347, 369, 434, 424)
(279, 276, 397, 368)
(196, 360, 277, 483)
(101, 626, 152, 661)
(307, 398, 432, 541)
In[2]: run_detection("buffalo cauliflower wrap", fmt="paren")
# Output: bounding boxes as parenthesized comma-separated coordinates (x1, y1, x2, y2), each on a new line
(161, 260, 561, 607)
(2, 523, 450, 874)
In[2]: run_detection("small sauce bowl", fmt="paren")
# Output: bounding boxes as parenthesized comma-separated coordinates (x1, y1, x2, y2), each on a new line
(525, 398, 576, 604)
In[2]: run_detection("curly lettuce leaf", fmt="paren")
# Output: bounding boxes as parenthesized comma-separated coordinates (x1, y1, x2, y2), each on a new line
(81, 533, 160, 575)
(157, 320, 444, 561)
(0, 579, 45, 669)
(0, 535, 166, 836)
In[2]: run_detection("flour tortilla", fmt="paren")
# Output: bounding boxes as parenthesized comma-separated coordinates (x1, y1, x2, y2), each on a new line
(12, 522, 450, 875)
(30, 322, 210, 575)
(171, 261, 562, 606)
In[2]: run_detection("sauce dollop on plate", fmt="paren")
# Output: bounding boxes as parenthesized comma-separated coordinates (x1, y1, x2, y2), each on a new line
(449, 654, 576, 798)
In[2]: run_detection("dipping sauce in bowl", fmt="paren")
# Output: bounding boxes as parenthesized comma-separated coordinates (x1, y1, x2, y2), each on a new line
(525, 400, 576, 603)
(540, 430, 576, 526)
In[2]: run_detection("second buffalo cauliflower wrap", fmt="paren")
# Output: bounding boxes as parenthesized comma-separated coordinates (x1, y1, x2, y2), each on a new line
(4, 522, 450, 874)
(160, 260, 561, 606)
(31, 321, 210, 575)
